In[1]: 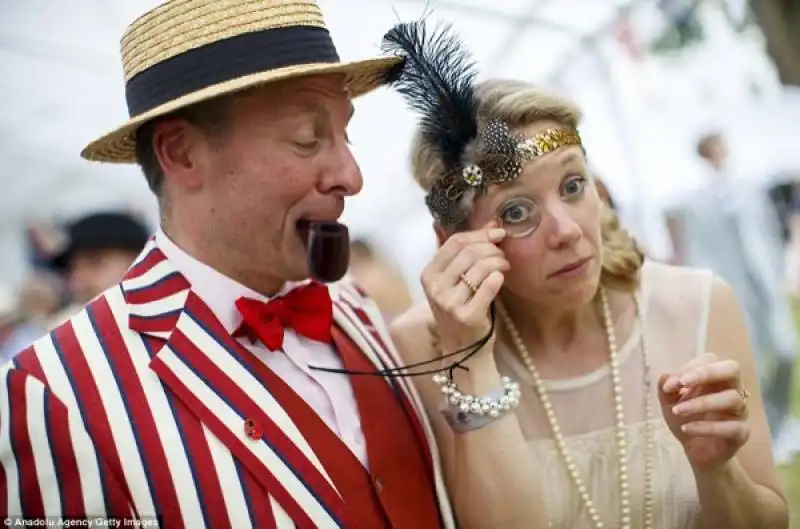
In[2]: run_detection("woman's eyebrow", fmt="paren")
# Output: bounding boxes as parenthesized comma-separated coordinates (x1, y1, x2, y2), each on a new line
(558, 150, 584, 167)
(489, 181, 526, 207)
(487, 149, 585, 207)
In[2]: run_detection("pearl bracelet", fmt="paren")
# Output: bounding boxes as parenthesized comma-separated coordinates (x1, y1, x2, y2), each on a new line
(432, 373, 521, 418)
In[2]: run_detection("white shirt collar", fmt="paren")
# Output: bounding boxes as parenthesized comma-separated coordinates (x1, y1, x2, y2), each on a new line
(155, 228, 307, 334)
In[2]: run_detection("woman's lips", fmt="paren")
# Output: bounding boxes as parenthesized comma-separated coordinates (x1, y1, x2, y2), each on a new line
(550, 257, 591, 278)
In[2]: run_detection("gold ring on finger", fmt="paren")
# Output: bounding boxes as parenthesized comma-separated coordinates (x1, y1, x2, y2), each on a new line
(460, 273, 479, 294)
(736, 388, 750, 416)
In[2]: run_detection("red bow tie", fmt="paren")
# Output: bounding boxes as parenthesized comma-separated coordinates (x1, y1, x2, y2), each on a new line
(234, 282, 333, 351)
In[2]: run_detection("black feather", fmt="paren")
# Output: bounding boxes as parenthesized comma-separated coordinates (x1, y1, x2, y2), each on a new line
(381, 20, 479, 169)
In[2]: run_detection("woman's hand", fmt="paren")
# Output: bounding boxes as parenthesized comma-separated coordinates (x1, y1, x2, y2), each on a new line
(658, 352, 751, 470)
(421, 222, 509, 356)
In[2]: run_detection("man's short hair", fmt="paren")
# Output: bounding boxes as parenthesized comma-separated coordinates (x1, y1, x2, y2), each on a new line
(134, 95, 236, 196)
(696, 132, 723, 160)
(351, 239, 376, 260)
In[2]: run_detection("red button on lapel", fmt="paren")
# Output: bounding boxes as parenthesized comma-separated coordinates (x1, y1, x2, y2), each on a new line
(244, 419, 262, 440)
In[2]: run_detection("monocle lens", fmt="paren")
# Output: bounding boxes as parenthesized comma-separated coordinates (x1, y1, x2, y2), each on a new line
(497, 197, 540, 239)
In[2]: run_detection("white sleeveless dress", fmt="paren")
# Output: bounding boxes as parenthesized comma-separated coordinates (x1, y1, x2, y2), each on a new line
(495, 260, 713, 529)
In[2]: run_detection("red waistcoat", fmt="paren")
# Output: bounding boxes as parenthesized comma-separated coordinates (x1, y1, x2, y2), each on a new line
(239, 326, 442, 528)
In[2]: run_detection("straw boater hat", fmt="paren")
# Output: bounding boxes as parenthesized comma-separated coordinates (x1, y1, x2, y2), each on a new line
(81, 0, 402, 164)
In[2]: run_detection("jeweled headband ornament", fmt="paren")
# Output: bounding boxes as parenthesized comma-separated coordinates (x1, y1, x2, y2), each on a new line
(381, 21, 582, 227)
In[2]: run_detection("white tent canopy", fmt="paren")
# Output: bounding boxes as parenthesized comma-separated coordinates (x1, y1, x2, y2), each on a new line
(1, 0, 795, 292)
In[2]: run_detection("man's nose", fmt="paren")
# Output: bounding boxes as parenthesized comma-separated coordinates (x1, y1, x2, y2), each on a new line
(320, 143, 364, 197)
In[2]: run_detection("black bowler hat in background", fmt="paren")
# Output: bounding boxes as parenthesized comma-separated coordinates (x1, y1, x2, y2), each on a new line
(48, 212, 151, 271)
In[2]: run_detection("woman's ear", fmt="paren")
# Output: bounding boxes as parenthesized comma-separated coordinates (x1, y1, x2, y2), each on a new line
(433, 221, 448, 248)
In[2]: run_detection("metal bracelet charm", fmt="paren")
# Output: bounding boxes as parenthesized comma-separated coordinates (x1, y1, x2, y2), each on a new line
(433, 373, 521, 417)
(434, 374, 521, 433)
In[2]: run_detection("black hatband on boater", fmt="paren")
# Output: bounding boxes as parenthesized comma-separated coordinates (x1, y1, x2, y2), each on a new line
(125, 26, 341, 117)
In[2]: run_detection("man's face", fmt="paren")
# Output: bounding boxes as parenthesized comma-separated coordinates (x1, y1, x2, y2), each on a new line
(189, 75, 362, 285)
(702, 135, 729, 170)
(68, 248, 139, 303)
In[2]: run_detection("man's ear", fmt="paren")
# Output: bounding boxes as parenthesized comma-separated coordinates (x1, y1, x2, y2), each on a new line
(151, 118, 204, 191)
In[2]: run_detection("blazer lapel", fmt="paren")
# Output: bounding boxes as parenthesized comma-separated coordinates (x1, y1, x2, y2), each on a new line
(331, 282, 456, 529)
(121, 239, 351, 528)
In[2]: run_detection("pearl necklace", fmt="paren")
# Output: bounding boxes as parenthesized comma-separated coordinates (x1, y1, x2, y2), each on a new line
(498, 289, 654, 529)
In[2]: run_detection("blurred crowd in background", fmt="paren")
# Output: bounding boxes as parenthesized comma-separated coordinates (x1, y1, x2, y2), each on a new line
(2, 0, 800, 517)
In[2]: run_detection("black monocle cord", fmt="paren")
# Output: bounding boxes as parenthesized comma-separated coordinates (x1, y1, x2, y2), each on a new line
(309, 303, 497, 379)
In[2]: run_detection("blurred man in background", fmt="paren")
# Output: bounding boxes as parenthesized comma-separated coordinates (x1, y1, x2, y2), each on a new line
(0, 285, 42, 364)
(349, 238, 413, 321)
(46, 211, 150, 325)
(0, 272, 64, 363)
(666, 131, 799, 461)
(17, 271, 63, 325)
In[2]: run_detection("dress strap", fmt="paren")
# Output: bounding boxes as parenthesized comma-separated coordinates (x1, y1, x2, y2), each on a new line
(694, 269, 715, 356)
(634, 259, 655, 323)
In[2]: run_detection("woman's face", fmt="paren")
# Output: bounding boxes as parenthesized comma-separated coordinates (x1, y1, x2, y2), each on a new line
(467, 120, 603, 309)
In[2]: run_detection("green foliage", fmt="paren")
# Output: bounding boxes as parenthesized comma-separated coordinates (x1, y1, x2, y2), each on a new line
(780, 304, 800, 528)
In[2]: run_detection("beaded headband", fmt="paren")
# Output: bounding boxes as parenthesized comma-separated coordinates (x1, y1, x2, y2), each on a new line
(425, 124, 582, 226)
(382, 21, 583, 227)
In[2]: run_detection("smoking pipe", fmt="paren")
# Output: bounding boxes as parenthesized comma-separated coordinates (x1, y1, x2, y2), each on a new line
(307, 221, 350, 283)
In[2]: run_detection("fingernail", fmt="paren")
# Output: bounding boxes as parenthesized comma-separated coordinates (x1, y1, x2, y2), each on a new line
(681, 424, 691, 433)
(488, 228, 506, 241)
(663, 376, 680, 392)
(680, 373, 698, 386)
(672, 404, 687, 415)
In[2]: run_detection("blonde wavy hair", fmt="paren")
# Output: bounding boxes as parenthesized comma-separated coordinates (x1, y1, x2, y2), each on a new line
(410, 78, 644, 292)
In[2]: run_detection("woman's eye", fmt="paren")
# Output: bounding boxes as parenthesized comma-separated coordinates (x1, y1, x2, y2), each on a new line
(562, 176, 586, 197)
(498, 198, 540, 238)
(501, 203, 531, 224)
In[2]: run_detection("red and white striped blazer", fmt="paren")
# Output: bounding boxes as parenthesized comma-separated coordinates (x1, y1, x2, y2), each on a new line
(0, 239, 455, 528)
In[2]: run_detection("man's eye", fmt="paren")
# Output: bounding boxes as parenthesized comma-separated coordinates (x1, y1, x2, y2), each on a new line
(295, 139, 320, 150)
